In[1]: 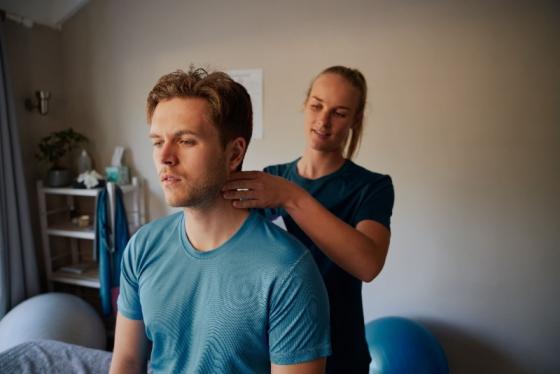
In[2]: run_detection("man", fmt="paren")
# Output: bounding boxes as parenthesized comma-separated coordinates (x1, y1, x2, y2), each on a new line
(110, 67, 331, 373)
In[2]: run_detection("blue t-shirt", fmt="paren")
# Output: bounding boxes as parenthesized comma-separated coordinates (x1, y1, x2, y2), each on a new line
(118, 210, 331, 373)
(264, 159, 394, 373)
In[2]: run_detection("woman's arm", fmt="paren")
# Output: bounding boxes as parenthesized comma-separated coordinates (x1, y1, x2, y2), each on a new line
(222, 171, 390, 282)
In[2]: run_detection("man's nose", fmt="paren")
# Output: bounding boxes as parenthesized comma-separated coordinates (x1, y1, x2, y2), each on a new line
(160, 143, 178, 166)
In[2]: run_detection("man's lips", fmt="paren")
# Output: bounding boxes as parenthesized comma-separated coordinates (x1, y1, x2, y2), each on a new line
(160, 174, 182, 183)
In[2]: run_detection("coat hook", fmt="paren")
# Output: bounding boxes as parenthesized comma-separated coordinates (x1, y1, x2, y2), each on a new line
(25, 90, 51, 115)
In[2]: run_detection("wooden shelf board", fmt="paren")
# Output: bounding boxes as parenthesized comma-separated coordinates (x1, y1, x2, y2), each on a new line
(47, 223, 95, 239)
(41, 184, 136, 196)
(42, 187, 101, 196)
(50, 267, 100, 288)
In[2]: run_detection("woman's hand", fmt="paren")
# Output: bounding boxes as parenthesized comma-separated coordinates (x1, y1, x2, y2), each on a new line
(222, 171, 389, 282)
(222, 171, 306, 210)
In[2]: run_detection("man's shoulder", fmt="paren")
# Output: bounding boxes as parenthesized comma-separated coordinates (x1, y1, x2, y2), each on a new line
(131, 211, 182, 243)
(245, 215, 323, 299)
(245, 213, 309, 267)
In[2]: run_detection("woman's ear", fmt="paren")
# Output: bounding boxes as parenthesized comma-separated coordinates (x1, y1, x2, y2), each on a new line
(227, 137, 247, 172)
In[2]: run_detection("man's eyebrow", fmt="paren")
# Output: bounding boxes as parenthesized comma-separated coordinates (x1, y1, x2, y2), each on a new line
(149, 130, 199, 138)
(176, 129, 199, 136)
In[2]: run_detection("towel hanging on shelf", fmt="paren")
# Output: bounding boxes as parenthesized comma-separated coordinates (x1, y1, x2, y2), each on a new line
(96, 184, 130, 316)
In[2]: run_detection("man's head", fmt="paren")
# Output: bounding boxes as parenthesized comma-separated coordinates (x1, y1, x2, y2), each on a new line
(147, 67, 253, 152)
(147, 67, 253, 208)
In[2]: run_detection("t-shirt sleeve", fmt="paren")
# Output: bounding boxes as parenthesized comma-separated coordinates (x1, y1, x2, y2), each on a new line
(354, 175, 395, 230)
(268, 251, 332, 365)
(117, 235, 143, 320)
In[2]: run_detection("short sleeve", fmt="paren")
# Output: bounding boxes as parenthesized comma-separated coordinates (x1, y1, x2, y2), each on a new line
(354, 175, 395, 230)
(117, 236, 143, 320)
(268, 251, 331, 364)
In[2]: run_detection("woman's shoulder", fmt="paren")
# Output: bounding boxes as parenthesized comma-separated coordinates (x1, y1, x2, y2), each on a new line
(263, 158, 299, 177)
(344, 160, 393, 187)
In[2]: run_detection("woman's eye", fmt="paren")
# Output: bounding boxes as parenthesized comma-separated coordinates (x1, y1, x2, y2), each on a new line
(310, 104, 321, 111)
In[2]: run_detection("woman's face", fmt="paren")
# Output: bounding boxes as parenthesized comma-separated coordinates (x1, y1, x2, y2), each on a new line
(303, 73, 361, 155)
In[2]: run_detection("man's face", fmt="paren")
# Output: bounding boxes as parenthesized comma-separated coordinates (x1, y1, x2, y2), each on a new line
(150, 97, 228, 208)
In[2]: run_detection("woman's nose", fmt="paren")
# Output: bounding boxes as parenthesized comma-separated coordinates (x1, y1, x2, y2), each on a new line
(316, 111, 331, 128)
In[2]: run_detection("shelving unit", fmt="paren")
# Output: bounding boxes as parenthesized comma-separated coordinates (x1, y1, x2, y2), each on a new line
(37, 178, 146, 291)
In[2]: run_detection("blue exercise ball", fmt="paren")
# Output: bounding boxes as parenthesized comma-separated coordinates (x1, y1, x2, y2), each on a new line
(365, 316, 448, 374)
(0, 292, 106, 352)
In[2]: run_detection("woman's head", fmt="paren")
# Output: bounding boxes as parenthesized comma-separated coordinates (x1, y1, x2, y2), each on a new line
(304, 66, 367, 160)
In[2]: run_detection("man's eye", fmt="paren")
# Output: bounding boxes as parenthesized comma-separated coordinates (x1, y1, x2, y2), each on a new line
(179, 139, 195, 146)
(152, 141, 163, 147)
(334, 112, 348, 118)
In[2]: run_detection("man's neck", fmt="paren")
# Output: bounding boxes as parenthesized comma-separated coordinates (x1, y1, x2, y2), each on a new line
(298, 148, 346, 179)
(183, 198, 250, 252)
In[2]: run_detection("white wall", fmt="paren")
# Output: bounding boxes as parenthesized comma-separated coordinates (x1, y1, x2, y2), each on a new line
(13, 0, 560, 372)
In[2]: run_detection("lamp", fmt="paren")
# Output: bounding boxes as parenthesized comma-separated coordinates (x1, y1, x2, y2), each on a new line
(25, 90, 51, 115)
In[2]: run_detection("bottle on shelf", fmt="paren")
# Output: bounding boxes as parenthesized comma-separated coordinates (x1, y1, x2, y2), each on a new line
(77, 149, 92, 174)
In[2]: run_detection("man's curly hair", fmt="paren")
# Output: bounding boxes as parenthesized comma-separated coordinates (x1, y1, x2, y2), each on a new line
(147, 66, 253, 149)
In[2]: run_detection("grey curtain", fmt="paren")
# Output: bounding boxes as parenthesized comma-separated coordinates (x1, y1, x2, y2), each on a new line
(0, 25, 40, 318)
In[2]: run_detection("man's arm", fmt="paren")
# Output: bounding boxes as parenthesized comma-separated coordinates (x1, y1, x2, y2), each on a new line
(272, 358, 326, 373)
(110, 312, 150, 374)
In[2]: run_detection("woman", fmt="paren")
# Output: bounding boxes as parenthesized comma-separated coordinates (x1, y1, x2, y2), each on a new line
(222, 66, 394, 373)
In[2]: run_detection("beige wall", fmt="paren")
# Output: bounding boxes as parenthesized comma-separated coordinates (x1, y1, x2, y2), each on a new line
(9, 0, 560, 372)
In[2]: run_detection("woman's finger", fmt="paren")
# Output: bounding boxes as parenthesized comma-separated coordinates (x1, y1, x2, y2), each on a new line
(222, 179, 260, 191)
(222, 181, 247, 191)
(222, 189, 258, 200)
(232, 198, 260, 209)
(228, 170, 262, 180)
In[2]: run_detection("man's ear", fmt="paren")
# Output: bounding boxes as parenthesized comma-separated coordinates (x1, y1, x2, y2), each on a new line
(227, 137, 247, 172)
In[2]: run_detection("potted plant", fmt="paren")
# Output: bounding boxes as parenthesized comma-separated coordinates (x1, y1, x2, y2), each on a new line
(36, 128, 89, 187)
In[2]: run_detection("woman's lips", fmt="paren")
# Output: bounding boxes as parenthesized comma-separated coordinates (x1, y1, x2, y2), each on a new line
(312, 129, 331, 139)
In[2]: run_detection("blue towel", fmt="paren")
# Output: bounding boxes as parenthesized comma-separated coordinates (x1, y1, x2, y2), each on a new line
(96, 186, 130, 316)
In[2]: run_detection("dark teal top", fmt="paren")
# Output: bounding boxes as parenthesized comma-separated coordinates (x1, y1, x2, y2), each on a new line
(264, 159, 394, 373)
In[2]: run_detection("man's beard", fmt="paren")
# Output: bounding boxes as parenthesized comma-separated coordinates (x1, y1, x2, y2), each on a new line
(165, 164, 227, 209)
(170, 178, 223, 208)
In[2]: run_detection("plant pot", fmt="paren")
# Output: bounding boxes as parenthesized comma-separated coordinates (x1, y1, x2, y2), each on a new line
(47, 169, 72, 187)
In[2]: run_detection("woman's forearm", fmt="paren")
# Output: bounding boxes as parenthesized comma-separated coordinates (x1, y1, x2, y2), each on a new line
(284, 188, 389, 282)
